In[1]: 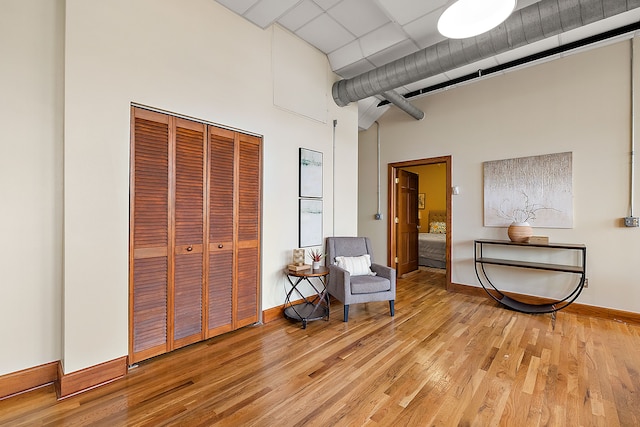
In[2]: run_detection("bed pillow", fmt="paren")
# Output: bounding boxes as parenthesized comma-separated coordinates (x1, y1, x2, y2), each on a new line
(429, 221, 446, 234)
(335, 254, 376, 276)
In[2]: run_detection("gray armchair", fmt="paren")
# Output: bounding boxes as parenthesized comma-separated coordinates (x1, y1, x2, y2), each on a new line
(325, 237, 396, 322)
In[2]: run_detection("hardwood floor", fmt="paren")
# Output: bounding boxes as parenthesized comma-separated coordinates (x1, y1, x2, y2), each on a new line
(2, 267, 640, 426)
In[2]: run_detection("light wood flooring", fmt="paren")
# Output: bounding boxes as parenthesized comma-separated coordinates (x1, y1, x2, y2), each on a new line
(2, 267, 640, 426)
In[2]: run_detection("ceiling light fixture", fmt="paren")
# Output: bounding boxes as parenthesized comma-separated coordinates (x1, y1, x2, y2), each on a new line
(437, 0, 516, 39)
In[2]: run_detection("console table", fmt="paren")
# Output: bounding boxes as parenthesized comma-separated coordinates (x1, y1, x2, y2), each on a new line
(284, 267, 330, 328)
(474, 239, 587, 313)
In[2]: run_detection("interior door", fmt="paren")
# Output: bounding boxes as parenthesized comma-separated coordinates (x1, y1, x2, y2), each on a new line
(396, 170, 419, 276)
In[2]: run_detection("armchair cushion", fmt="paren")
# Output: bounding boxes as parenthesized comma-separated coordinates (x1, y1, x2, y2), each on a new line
(350, 275, 391, 294)
(335, 254, 375, 276)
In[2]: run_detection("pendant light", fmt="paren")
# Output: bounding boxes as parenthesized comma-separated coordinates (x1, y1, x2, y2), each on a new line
(437, 0, 516, 39)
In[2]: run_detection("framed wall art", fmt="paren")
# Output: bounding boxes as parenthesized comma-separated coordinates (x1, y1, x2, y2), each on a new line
(299, 148, 323, 198)
(299, 198, 323, 247)
(483, 152, 573, 228)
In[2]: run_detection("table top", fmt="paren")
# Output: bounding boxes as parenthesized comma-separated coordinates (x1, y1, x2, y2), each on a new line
(285, 266, 329, 277)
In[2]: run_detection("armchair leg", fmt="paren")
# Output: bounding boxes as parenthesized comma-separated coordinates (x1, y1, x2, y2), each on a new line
(389, 300, 395, 317)
(343, 305, 349, 322)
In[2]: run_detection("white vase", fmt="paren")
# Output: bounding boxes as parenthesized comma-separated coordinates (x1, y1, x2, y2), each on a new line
(312, 261, 321, 269)
(507, 222, 533, 243)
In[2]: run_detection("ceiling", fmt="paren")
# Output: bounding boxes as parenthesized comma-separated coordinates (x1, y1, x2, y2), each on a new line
(215, 0, 640, 129)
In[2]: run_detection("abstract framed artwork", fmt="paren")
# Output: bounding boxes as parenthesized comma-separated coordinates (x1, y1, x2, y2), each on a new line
(299, 199, 323, 247)
(299, 148, 323, 198)
(418, 193, 425, 210)
(483, 152, 573, 228)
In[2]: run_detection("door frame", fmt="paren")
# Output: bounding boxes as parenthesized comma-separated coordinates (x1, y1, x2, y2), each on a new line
(388, 155, 452, 290)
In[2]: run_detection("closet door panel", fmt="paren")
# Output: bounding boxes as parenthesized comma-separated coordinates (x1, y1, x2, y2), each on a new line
(207, 126, 235, 333)
(236, 134, 261, 326)
(208, 250, 233, 335)
(209, 127, 235, 244)
(130, 108, 170, 363)
(172, 119, 206, 347)
(173, 253, 203, 347)
(132, 257, 168, 359)
(236, 246, 259, 327)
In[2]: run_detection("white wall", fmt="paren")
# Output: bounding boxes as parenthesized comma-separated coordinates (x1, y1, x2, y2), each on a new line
(0, 0, 357, 376)
(61, 0, 358, 373)
(359, 39, 640, 314)
(0, 0, 64, 376)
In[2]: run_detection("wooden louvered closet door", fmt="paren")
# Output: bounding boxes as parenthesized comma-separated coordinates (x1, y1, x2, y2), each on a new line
(236, 133, 261, 327)
(130, 108, 170, 363)
(207, 126, 235, 337)
(130, 107, 261, 364)
(172, 118, 206, 349)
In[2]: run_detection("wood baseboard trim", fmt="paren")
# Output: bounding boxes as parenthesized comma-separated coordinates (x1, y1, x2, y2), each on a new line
(263, 296, 331, 323)
(0, 361, 58, 400)
(56, 356, 128, 400)
(450, 282, 640, 324)
(263, 301, 292, 323)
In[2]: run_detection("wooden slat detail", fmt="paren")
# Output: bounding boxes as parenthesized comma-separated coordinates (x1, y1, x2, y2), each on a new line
(174, 124, 204, 246)
(209, 127, 235, 243)
(237, 247, 259, 326)
(208, 251, 233, 331)
(134, 247, 167, 259)
(237, 135, 261, 243)
(132, 257, 168, 354)
(174, 253, 203, 343)
(133, 118, 169, 248)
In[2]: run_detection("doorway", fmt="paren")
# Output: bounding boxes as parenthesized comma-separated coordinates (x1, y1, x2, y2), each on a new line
(388, 156, 452, 290)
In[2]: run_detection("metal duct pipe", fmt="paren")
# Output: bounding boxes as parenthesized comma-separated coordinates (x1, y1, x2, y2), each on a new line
(332, 0, 640, 106)
(382, 90, 425, 120)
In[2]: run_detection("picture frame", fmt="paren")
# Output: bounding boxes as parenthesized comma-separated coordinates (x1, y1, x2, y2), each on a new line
(418, 193, 425, 210)
(299, 199, 323, 247)
(483, 152, 573, 228)
(299, 148, 323, 198)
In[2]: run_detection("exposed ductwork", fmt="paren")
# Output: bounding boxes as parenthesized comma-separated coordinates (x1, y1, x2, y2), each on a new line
(332, 0, 640, 107)
(382, 90, 425, 120)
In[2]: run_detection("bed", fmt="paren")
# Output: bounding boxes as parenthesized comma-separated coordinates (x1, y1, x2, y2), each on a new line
(419, 210, 446, 269)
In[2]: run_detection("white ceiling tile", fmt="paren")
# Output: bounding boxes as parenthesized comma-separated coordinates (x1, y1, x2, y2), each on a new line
(216, 0, 260, 15)
(359, 22, 406, 57)
(313, 0, 342, 10)
(328, 40, 364, 70)
(295, 13, 355, 53)
(367, 39, 420, 67)
(328, 0, 391, 37)
(335, 58, 376, 78)
(402, 9, 446, 49)
(375, 0, 446, 25)
(279, 1, 324, 32)
(244, 0, 301, 28)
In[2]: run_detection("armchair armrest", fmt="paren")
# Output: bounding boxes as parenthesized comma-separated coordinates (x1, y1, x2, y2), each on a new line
(371, 263, 393, 280)
(371, 263, 396, 293)
(328, 264, 350, 302)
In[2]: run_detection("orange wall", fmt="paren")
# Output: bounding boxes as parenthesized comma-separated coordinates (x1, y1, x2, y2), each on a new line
(404, 163, 446, 226)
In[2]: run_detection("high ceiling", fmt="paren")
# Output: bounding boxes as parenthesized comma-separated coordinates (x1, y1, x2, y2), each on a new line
(215, 0, 640, 129)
